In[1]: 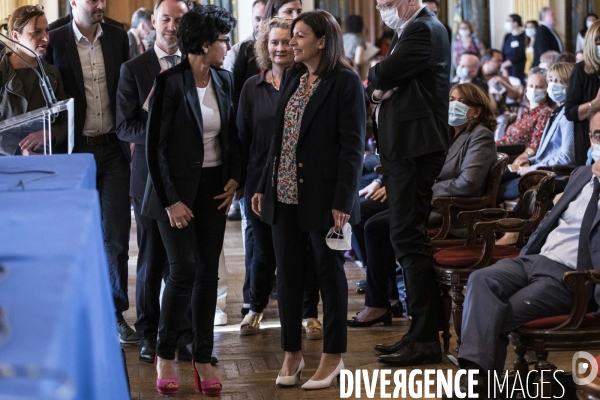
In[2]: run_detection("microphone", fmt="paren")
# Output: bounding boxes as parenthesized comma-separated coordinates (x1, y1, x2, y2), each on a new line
(0, 32, 57, 107)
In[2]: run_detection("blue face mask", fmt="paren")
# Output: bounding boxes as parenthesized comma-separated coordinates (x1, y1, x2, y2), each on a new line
(592, 143, 600, 161)
(547, 82, 567, 103)
(448, 101, 470, 127)
(456, 67, 469, 81)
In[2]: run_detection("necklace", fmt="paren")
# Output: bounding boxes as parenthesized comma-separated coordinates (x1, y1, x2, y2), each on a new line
(270, 71, 280, 91)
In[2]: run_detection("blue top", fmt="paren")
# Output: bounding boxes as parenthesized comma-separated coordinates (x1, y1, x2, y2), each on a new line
(529, 106, 575, 170)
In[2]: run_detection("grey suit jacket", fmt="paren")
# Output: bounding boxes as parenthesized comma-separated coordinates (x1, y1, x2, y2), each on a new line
(522, 165, 600, 309)
(127, 31, 143, 60)
(432, 124, 497, 198)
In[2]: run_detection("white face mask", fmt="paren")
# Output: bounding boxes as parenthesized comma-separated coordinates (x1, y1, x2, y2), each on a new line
(504, 21, 513, 32)
(592, 143, 600, 161)
(525, 27, 536, 38)
(547, 82, 567, 103)
(380, 0, 406, 31)
(448, 101, 471, 127)
(456, 66, 469, 80)
(587, 20, 595, 29)
(526, 87, 546, 105)
(458, 29, 471, 38)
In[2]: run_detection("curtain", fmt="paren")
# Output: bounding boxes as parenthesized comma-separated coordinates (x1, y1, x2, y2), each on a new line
(570, 0, 596, 52)
(452, 0, 490, 49)
(316, 0, 350, 27)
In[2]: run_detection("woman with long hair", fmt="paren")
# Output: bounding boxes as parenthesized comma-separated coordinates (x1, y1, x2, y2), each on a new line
(263, 0, 302, 20)
(252, 10, 365, 390)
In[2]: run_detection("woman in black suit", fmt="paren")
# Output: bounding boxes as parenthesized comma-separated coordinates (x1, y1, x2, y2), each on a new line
(565, 20, 600, 166)
(252, 10, 365, 390)
(142, 6, 241, 396)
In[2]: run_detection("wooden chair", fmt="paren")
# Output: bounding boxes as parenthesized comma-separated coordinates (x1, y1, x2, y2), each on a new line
(433, 170, 556, 353)
(509, 270, 600, 398)
(430, 153, 509, 249)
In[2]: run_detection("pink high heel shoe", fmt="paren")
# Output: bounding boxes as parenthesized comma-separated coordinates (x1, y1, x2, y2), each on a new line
(155, 356, 179, 395)
(193, 360, 222, 396)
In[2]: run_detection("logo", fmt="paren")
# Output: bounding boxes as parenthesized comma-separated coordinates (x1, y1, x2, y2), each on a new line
(572, 351, 599, 386)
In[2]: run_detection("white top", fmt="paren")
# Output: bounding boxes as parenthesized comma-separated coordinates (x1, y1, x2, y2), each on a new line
(154, 45, 182, 71)
(197, 77, 222, 167)
(72, 21, 115, 137)
(223, 34, 254, 72)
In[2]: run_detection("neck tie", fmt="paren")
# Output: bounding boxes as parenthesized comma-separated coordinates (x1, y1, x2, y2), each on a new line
(163, 55, 178, 68)
(577, 177, 600, 271)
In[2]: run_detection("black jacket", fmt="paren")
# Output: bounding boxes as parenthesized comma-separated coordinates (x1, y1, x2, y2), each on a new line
(367, 7, 450, 162)
(564, 61, 599, 166)
(45, 22, 131, 159)
(257, 67, 366, 232)
(116, 47, 161, 198)
(142, 59, 242, 221)
(533, 24, 562, 67)
(49, 13, 124, 31)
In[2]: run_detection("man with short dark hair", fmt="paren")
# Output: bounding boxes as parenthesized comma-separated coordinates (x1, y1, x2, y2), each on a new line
(128, 7, 153, 59)
(49, 2, 124, 31)
(533, 6, 563, 67)
(116, 0, 193, 363)
(45, 0, 135, 343)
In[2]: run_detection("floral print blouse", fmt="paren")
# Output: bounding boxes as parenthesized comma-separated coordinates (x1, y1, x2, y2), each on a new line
(496, 105, 553, 150)
(277, 72, 321, 204)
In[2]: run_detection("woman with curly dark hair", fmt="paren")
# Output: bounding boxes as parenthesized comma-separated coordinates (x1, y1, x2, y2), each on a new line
(143, 5, 241, 396)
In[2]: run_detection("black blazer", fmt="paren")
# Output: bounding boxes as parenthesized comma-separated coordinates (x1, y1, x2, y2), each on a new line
(141, 59, 242, 222)
(367, 7, 450, 162)
(116, 47, 161, 198)
(256, 67, 366, 232)
(49, 13, 124, 31)
(564, 61, 600, 166)
(533, 24, 562, 67)
(45, 22, 131, 159)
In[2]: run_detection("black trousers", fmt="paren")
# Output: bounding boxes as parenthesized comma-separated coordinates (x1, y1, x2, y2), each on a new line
(132, 197, 193, 345)
(156, 166, 226, 363)
(272, 202, 347, 353)
(382, 152, 446, 342)
(248, 216, 321, 317)
(363, 209, 400, 308)
(241, 198, 254, 305)
(352, 197, 389, 264)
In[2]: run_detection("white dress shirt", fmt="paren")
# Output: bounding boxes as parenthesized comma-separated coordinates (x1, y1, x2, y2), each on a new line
(72, 21, 115, 137)
(540, 178, 599, 269)
(154, 44, 182, 71)
(197, 76, 222, 167)
(223, 34, 254, 72)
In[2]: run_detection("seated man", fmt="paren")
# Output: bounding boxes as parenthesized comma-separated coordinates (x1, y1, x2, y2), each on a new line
(455, 52, 489, 94)
(449, 110, 600, 396)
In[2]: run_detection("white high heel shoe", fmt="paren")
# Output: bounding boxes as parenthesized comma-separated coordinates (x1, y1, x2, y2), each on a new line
(302, 359, 344, 390)
(275, 357, 305, 386)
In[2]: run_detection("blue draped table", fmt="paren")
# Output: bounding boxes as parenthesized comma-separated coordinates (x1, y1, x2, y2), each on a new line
(0, 182, 129, 397)
(0, 154, 96, 192)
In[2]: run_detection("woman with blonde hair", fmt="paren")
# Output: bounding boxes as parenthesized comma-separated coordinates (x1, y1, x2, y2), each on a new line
(0, 5, 67, 155)
(565, 19, 600, 165)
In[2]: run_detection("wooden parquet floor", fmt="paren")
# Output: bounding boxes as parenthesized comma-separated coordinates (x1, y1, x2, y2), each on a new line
(123, 218, 578, 400)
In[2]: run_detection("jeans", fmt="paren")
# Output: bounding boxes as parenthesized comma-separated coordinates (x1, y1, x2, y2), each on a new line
(76, 141, 131, 319)
(156, 166, 226, 362)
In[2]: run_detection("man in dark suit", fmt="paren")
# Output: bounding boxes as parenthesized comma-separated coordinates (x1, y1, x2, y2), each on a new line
(49, 11, 124, 31)
(127, 8, 153, 60)
(116, 0, 192, 363)
(447, 111, 600, 397)
(533, 6, 563, 67)
(45, 0, 136, 343)
(367, 0, 450, 366)
(422, 0, 451, 43)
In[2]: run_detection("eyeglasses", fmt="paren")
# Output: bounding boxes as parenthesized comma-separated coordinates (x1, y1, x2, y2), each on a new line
(215, 38, 231, 46)
(24, 4, 44, 12)
(376, 0, 399, 12)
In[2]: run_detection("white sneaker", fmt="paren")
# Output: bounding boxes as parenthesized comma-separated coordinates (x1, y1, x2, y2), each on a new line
(214, 308, 228, 326)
